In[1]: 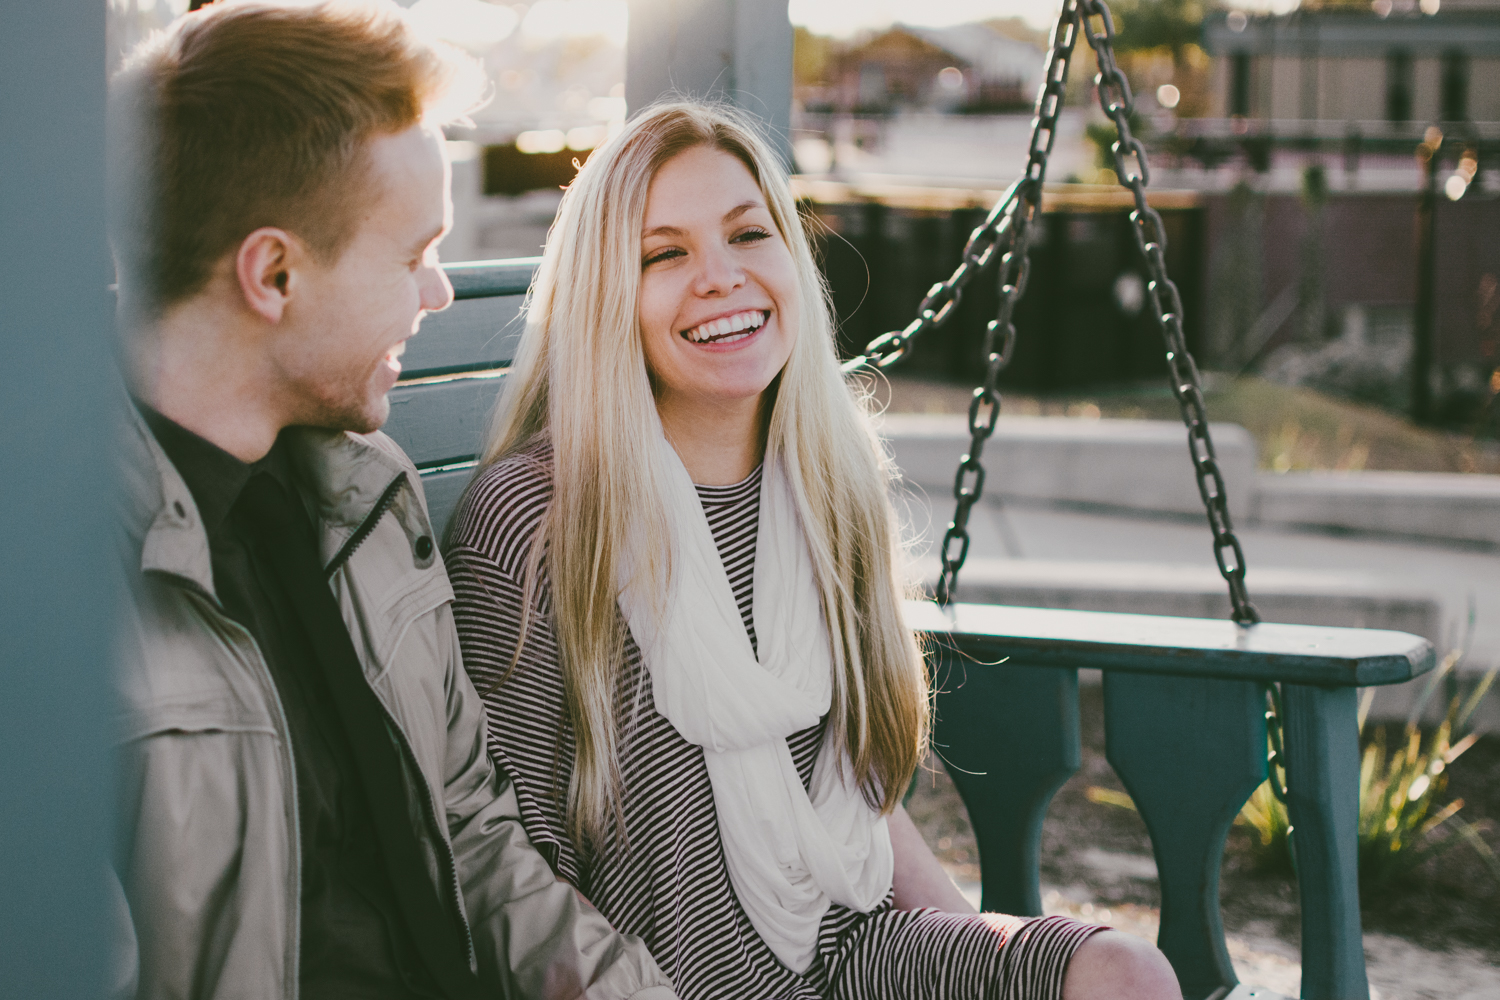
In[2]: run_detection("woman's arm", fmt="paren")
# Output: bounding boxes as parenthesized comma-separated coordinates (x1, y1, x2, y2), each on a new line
(888, 804, 976, 913)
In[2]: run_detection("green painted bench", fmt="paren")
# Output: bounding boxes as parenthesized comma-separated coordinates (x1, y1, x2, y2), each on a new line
(386, 259, 1435, 1000)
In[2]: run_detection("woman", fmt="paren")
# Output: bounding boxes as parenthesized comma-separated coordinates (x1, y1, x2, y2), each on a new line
(446, 102, 1178, 1000)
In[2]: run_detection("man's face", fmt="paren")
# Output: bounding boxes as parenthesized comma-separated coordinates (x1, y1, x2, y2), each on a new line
(273, 122, 454, 433)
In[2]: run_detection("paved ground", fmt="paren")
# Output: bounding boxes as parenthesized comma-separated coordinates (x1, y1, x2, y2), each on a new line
(981, 881, 1500, 1000)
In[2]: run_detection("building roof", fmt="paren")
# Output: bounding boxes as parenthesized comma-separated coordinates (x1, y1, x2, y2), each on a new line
(905, 23, 1045, 85)
(1204, 7, 1500, 57)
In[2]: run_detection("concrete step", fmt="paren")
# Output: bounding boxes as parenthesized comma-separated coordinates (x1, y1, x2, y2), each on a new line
(881, 413, 1257, 518)
(883, 414, 1500, 547)
(1251, 470, 1500, 548)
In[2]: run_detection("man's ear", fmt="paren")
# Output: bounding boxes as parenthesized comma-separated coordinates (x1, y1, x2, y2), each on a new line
(235, 227, 300, 323)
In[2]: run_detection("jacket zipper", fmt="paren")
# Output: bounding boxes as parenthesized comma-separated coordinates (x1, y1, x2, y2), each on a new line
(319, 478, 479, 967)
(374, 688, 480, 969)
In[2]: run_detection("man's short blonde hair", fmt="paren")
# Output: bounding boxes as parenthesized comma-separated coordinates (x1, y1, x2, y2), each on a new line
(110, 0, 485, 314)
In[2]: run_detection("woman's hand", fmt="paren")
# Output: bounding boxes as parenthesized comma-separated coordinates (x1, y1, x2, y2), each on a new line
(888, 804, 976, 913)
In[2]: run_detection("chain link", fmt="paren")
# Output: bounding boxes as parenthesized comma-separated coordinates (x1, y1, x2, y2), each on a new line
(1263, 682, 1289, 803)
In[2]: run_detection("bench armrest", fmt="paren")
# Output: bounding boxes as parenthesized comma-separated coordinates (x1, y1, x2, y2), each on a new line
(907, 599, 1434, 687)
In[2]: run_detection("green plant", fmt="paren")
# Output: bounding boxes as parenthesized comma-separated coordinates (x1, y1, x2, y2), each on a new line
(1236, 646, 1500, 889)
(1236, 777, 1294, 873)
(1354, 655, 1499, 888)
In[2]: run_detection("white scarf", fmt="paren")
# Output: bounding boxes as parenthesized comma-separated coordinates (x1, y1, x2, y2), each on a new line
(616, 431, 893, 973)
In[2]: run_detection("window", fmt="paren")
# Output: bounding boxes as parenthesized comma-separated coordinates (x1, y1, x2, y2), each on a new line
(1441, 50, 1469, 122)
(1385, 50, 1412, 122)
(1230, 52, 1251, 116)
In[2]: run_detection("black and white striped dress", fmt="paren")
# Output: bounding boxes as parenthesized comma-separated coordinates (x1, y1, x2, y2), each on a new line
(446, 444, 1101, 1000)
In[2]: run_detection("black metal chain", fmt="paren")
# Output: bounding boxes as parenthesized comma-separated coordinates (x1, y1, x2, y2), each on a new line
(1263, 682, 1289, 803)
(837, 174, 1026, 376)
(843, 0, 1083, 604)
(1078, 0, 1260, 627)
(842, 0, 1261, 627)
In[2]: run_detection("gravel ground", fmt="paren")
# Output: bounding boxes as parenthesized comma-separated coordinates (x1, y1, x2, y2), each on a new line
(907, 683, 1500, 999)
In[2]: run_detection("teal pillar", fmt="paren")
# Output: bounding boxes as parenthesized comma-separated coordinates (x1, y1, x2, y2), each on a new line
(625, 0, 795, 168)
(0, 0, 116, 996)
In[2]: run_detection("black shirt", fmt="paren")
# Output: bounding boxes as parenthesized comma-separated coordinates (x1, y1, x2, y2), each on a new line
(140, 406, 440, 999)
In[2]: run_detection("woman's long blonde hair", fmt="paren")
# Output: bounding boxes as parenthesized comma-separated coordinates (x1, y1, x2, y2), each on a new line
(477, 101, 928, 848)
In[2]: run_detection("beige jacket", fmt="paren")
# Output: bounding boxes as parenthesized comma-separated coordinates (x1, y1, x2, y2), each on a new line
(113, 404, 675, 1000)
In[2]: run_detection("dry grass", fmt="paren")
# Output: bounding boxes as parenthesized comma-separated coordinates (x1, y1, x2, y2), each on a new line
(869, 374, 1500, 475)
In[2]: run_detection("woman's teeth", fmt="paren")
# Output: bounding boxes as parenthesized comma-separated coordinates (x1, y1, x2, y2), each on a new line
(683, 310, 767, 344)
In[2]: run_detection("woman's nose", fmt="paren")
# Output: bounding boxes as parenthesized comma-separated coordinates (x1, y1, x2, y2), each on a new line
(692, 243, 745, 297)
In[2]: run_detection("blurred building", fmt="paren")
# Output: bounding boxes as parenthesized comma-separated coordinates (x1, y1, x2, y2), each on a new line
(1203, 1, 1500, 126)
(815, 24, 1043, 115)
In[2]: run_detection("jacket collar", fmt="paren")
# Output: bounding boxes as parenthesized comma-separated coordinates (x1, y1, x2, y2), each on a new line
(122, 402, 433, 592)
(282, 426, 434, 572)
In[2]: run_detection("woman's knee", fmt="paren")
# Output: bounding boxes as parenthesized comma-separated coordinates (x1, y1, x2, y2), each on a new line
(1061, 930, 1182, 1000)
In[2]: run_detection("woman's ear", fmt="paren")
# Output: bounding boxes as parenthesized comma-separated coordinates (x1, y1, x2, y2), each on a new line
(234, 227, 298, 323)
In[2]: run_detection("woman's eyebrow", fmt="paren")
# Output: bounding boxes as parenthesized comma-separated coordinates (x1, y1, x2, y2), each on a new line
(642, 200, 765, 239)
(723, 200, 762, 223)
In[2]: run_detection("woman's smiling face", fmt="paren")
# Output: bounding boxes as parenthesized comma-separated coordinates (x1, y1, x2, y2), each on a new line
(636, 145, 799, 424)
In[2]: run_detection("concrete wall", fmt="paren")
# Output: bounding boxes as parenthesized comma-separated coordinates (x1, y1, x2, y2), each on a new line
(1413, 55, 1442, 122)
(1252, 471, 1500, 547)
(1474, 59, 1500, 120)
(1341, 58, 1386, 121)
(883, 417, 1497, 730)
(936, 557, 1442, 642)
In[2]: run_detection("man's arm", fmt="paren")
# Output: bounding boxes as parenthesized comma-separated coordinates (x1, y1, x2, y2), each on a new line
(432, 602, 677, 1000)
(114, 723, 293, 1000)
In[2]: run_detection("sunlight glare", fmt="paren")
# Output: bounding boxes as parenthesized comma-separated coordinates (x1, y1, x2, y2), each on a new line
(407, 0, 519, 53)
(516, 129, 567, 154)
(522, 0, 628, 47)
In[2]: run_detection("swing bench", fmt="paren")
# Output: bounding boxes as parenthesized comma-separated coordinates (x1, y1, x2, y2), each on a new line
(385, 5, 1434, 998)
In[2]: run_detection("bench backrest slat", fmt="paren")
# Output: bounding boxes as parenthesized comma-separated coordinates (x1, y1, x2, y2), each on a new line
(388, 374, 505, 471)
(399, 296, 525, 378)
(383, 260, 539, 510)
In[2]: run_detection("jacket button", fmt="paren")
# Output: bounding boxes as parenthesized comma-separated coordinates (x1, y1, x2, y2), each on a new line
(415, 535, 434, 560)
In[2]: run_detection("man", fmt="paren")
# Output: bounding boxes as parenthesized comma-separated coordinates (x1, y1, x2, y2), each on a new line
(107, 3, 676, 998)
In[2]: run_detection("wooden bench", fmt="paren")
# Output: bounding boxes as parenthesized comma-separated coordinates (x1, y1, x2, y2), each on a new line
(385, 259, 1436, 1000)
